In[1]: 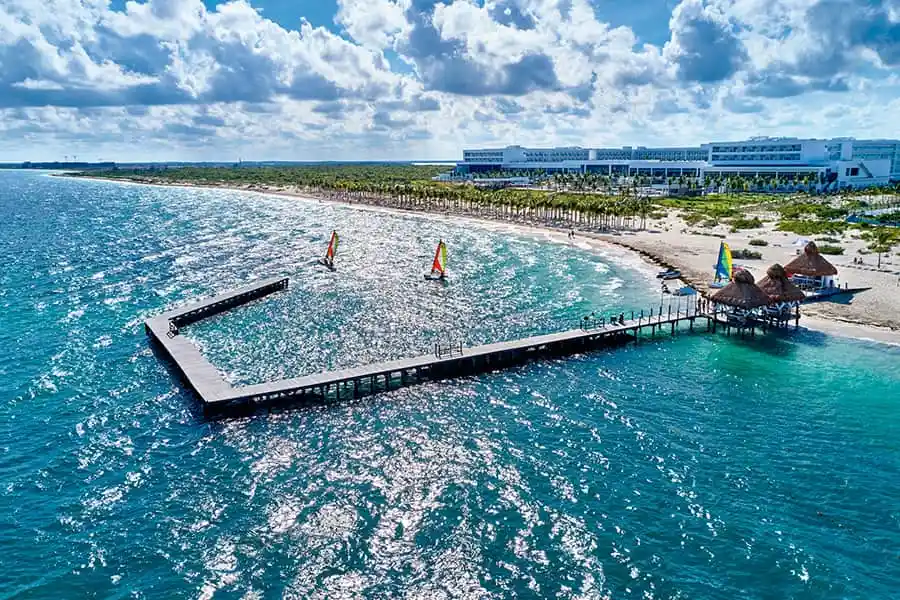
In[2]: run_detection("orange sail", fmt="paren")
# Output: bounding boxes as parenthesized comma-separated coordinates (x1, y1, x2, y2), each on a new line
(431, 240, 445, 275)
(325, 230, 338, 261)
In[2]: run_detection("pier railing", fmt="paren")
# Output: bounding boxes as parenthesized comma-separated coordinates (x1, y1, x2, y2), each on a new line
(168, 277, 288, 327)
(434, 341, 464, 359)
(147, 278, 736, 415)
(572, 298, 706, 331)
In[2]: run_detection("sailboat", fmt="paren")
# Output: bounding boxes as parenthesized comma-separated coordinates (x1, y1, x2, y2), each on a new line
(710, 241, 733, 288)
(424, 239, 448, 281)
(318, 230, 339, 271)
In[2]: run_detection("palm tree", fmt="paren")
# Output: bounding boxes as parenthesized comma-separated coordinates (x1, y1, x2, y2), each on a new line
(867, 228, 898, 269)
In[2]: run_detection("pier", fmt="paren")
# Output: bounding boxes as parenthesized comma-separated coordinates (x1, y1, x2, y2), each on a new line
(146, 278, 716, 414)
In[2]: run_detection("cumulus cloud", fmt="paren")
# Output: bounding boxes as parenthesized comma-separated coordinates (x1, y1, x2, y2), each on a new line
(664, 0, 749, 82)
(336, 0, 406, 48)
(396, 0, 563, 96)
(0, 0, 899, 161)
(0, 0, 409, 108)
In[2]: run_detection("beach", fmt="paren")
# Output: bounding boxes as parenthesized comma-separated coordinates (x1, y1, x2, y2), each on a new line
(63, 174, 900, 344)
(605, 212, 900, 335)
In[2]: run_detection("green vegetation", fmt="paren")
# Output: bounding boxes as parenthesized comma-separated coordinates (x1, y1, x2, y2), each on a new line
(682, 213, 706, 226)
(748, 239, 768, 246)
(861, 227, 900, 268)
(776, 220, 849, 236)
(817, 244, 845, 255)
(816, 236, 842, 244)
(778, 202, 848, 220)
(728, 216, 763, 231)
(732, 248, 763, 260)
(87, 164, 448, 186)
(74, 165, 655, 231)
(75, 165, 900, 240)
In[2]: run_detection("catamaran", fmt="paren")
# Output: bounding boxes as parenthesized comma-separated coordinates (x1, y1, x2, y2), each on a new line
(318, 230, 339, 271)
(710, 241, 733, 288)
(424, 240, 448, 281)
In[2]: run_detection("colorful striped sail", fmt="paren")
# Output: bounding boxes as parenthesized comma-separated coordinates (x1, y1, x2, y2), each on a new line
(431, 240, 447, 275)
(715, 241, 733, 282)
(325, 230, 338, 261)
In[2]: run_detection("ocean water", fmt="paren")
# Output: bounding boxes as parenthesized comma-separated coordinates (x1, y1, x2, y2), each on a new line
(1, 170, 898, 599)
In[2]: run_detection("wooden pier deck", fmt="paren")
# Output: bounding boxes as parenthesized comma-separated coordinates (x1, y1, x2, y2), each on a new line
(145, 276, 711, 414)
(145, 277, 289, 403)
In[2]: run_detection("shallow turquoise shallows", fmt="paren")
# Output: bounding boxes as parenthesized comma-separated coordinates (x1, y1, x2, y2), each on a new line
(1, 170, 898, 599)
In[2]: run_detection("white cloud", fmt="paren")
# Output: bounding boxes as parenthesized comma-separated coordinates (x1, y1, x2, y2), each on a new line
(336, 0, 407, 48)
(0, 0, 898, 161)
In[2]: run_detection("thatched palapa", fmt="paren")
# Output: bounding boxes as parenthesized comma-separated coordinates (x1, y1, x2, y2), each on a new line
(784, 242, 838, 277)
(710, 269, 771, 309)
(757, 264, 806, 302)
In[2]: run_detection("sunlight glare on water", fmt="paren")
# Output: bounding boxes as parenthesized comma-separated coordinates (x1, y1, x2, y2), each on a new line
(0, 171, 898, 599)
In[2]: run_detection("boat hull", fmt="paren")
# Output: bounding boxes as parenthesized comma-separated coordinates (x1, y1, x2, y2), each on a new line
(803, 287, 871, 302)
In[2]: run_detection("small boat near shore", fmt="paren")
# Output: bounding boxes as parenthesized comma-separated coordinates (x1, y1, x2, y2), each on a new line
(657, 269, 681, 280)
(673, 285, 697, 297)
(424, 240, 448, 281)
(709, 241, 733, 288)
(318, 230, 338, 271)
(803, 286, 872, 301)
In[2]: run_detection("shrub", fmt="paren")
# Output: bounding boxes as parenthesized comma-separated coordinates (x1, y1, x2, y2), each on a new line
(777, 220, 848, 235)
(817, 236, 842, 244)
(818, 244, 844, 255)
(748, 239, 768, 246)
(701, 219, 719, 228)
(683, 212, 705, 226)
(728, 216, 763, 230)
(778, 203, 848, 220)
(732, 248, 763, 259)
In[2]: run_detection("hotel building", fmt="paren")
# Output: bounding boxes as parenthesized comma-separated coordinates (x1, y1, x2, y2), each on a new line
(452, 138, 900, 189)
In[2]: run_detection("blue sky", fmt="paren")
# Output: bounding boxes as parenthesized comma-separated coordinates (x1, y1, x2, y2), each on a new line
(1, 0, 898, 161)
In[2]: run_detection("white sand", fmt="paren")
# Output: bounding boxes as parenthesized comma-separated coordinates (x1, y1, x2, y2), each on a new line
(596, 213, 900, 339)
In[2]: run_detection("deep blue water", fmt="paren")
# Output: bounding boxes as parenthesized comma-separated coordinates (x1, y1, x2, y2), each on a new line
(1, 170, 898, 599)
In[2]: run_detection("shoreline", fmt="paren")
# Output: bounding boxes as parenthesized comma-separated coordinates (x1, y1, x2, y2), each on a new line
(59, 173, 900, 345)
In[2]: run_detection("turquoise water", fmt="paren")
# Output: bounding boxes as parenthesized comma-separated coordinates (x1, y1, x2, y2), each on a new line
(1, 170, 898, 599)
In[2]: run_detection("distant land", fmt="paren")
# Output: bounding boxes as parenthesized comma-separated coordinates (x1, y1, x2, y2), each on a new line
(0, 160, 456, 170)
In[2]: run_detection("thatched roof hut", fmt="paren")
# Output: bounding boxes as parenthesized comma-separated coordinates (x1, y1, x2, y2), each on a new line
(784, 241, 838, 277)
(757, 264, 806, 302)
(710, 269, 771, 309)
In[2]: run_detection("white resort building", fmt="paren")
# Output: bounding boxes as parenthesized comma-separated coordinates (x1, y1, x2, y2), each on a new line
(448, 137, 900, 190)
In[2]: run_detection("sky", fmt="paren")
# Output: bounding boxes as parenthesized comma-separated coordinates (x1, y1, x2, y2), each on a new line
(1, 0, 899, 161)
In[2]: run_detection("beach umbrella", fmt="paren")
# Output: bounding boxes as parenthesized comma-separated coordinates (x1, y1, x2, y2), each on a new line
(710, 269, 771, 309)
(757, 264, 806, 302)
(784, 242, 838, 277)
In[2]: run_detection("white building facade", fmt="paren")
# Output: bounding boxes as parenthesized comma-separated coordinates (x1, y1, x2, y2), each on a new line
(454, 137, 900, 189)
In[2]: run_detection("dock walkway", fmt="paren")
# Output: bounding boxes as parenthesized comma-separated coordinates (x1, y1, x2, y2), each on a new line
(145, 277, 710, 414)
